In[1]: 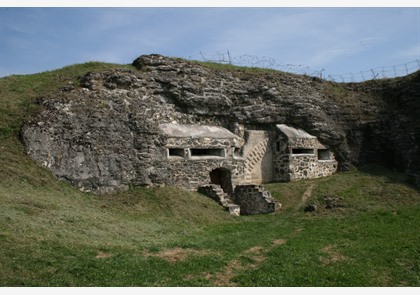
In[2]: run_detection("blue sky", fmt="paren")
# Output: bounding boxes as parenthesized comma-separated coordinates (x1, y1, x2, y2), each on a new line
(1, 6, 419, 80)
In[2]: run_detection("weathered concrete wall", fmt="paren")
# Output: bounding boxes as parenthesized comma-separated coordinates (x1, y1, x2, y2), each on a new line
(273, 129, 338, 181)
(22, 100, 141, 194)
(155, 135, 245, 190)
(289, 155, 337, 181)
(242, 130, 273, 184)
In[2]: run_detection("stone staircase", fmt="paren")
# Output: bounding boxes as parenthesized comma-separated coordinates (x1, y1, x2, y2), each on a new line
(198, 184, 282, 216)
(198, 184, 240, 216)
(233, 184, 282, 215)
(244, 137, 269, 182)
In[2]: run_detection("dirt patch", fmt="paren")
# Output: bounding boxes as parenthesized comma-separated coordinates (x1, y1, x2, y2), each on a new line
(243, 246, 267, 266)
(212, 260, 244, 286)
(272, 239, 287, 246)
(244, 246, 264, 255)
(295, 183, 315, 211)
(144, 247, 214, 263)
(188, 238, 288, 286)
(290, 228, 305, 238)
(302, 184, 315, 202)
(320, 245, 347, 265)
(95, 251, 112, 259)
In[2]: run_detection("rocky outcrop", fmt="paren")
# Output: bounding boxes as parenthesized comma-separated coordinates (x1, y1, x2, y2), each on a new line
(21, 54, 420, 194)
(360, 73, 420, 173)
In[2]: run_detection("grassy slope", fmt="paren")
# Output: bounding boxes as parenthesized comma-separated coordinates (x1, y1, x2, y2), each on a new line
(0, 63, 419, 286)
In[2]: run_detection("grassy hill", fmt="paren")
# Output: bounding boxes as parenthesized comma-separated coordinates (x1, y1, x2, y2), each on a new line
(0, 64, 419, 286)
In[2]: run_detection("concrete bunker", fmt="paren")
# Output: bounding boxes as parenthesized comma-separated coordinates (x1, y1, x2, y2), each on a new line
(158, 123, 245, 191)
(273, 124, 338, 181)
(158, 122, 337, 215)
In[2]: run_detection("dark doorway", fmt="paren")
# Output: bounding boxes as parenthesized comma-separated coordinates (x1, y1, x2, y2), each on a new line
(210, 168, 233, 196)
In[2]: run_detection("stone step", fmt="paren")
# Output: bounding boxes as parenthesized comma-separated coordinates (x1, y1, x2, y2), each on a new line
(227, 204, 240, 216)
(233, 184, 282, 214)
(198, 184, 241, 216)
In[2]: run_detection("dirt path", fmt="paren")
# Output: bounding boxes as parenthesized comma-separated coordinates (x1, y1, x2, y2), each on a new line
(295, 183, 315, 210)
(193, 239, 287, 286)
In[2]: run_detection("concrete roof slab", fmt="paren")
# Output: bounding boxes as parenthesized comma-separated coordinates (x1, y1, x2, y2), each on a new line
(276, 124, 316, 139)
(159, 123, 239, 139)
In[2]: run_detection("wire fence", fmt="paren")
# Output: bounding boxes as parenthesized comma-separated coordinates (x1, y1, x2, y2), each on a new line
(187, 51, 420, 83)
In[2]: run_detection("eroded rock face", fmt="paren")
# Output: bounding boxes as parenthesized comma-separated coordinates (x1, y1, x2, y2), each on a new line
(21, 54, 419, 194)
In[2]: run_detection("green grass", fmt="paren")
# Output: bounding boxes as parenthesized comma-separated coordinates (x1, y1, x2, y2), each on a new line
(191, 60, 282, 75)
(1, 144, 418, 286)
(0, 62, 419, 286)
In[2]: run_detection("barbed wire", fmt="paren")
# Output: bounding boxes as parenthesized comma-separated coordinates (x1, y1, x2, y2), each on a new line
(326, 60, 420, 82)
(187, 50, 420, 83)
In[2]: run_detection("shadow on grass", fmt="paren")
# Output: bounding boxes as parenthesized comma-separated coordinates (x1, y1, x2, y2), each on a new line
(358, 164, 420, 191)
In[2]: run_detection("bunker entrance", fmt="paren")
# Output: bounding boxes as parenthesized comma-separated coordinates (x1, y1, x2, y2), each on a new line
(210, 168, 233, 196)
